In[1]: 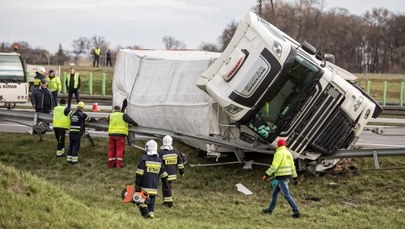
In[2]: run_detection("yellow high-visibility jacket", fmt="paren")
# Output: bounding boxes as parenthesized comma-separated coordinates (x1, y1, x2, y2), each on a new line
(265, 146, 297, 178)
(46, 76, 62, 92)
(108, 112, 129, 136)
(52, 105, 70, 129)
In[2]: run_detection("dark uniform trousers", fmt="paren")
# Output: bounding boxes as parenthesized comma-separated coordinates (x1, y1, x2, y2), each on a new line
(68, 132, 81, 163)
(54, 127, 67, 152)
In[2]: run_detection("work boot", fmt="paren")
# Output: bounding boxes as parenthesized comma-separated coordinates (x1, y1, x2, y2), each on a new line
(292, 213, 300, 218)
(164, 202, 173, 208)
(262, 208, 272, 214)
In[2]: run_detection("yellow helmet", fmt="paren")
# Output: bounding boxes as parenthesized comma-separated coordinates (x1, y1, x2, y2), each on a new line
(77, 101, 85, 108)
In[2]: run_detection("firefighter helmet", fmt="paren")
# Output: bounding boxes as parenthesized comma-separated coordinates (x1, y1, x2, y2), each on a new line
(162, 135, 173, 146)
(77, 101, 85, 108)
(145, 140, 158, 154)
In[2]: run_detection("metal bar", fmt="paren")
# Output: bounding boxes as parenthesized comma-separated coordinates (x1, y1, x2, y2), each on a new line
(373, 150, 380, 169)
(88, 73, 93, 96)
(102, 73, 106, 96)
(383, 81, 387, 106)
(367, 80, 371, 95)
(401, 82, 404, 107)
(320, 147, 405, 159)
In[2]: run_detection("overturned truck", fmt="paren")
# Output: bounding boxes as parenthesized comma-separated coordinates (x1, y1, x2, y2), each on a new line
(113, 12, 382, 159)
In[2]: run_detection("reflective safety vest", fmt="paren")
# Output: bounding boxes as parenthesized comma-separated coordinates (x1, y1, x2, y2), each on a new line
(94, 48, 101, 55)
(265, 146, 297, 178)
(53, 105, 70, 129)
(66, 73, 80, 89)
(108, 112, 128, 136)
(47, 76, 62, 92)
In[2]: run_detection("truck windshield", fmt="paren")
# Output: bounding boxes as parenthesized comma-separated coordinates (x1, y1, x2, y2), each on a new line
(0, 55, 25, 82)
(247, 54, 320, 141)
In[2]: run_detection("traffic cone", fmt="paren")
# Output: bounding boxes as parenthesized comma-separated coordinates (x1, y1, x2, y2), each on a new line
(92, 102, 100, 112)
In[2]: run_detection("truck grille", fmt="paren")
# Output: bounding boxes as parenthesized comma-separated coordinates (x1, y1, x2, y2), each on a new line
(286, 84, 353, 155)
(309, 107, 355, 154)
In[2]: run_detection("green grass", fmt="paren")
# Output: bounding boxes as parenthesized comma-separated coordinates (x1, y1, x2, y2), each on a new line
(1, 132, 405, 228)
(357, 73, 405, 104)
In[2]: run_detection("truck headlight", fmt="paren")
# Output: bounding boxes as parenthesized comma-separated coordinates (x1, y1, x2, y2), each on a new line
(273, 41, 283, 57)
(353, 96, 364, 112)
(225, 104, 243, 114)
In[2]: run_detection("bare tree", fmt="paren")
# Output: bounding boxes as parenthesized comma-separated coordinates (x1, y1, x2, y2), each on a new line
(199, 42, 220, 52)
(53, 44, 69, 65)
(72, 37, 90, 63)
(218, 21, 238, 51)
(162, 36, 186, 49)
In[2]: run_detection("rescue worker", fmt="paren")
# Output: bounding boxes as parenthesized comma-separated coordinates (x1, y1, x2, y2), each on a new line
(93, 47, 101, 67)
(31, 78, 54, 114)
(64, 101, 96, 164)
(66, 68, 81, 108)
(262, 138, 300, 218)
(46, 69, 62, 106)
(107, 105, 139, 168)
(135, 140, 169, 219)
(158, 135, 185, 207)
(33, 67, 45, 88)
(52, 98, 70, 157)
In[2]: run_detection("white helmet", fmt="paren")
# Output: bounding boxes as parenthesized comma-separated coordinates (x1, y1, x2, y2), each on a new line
(163, 135, 173, 146)
(161, 135, 173, 150)
(37, 66, 46, 74)
(145, 140, 158, 155)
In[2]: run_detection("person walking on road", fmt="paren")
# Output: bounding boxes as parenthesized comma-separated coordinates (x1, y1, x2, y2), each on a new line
(158, 135, 185, 207)
(66, 68, 81, 108)
(135, 140, 169, 219)
(64, 101, 96, 164)
(107, 105, 138, 168)
(46, 69, 62, 106)
(52, 98, 70, 157)
(262, 138, 300, 218)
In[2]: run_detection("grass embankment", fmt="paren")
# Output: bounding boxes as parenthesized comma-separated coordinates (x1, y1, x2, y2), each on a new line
(357, 74, 405, 104)
(0, 133, 405, 228)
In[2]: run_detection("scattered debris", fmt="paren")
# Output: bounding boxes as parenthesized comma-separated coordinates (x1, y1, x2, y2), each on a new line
(235, 183, 253, 195)
(243, 160, 253, 170)
(332, 159, 358, 175)
(341, 197, 362, 206)
(328, 182, 339, 187)
(304, 196, 321, 202)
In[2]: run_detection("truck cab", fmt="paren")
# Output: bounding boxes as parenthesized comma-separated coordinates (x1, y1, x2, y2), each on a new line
(197, 12, 382, 155)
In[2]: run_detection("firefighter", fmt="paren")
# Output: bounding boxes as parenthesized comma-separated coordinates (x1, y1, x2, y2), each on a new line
(64, 101, 96, 164)
(46, 69, 62, 105)
(52, 98, 70, 157)
(135, 140, 169, 219)
(262, 138, 300, 218)
(33, 67, 46, 88)
(158, 135, 185, 207)
(107, 105, 138, 168)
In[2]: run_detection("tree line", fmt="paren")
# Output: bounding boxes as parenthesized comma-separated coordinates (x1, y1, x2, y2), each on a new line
(217, 0, 404, 74)
(1, 0, 404, 73)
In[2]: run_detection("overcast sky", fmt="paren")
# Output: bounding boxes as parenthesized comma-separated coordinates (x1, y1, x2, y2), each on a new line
(0, 0, 404, 53)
